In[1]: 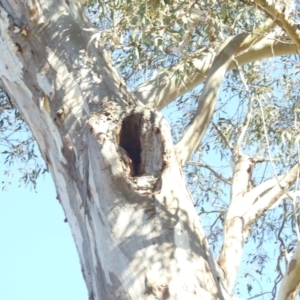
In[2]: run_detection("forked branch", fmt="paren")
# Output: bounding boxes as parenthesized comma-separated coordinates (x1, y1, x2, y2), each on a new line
(254, 0, 300, 51)
(175, 19, 275, 165)
(245, 162, 300, 224)
(134, 39, 296, 110)
(218, 162, 299, 292)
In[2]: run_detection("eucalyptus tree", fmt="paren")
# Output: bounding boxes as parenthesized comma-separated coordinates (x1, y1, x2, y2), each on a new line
(0, 0, 300, 299)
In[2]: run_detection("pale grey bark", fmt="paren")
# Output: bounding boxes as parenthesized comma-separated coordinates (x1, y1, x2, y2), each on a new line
(0, 1, 227, 299)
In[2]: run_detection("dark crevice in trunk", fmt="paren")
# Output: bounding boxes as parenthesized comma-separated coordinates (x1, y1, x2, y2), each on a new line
(119, 114, 142, 176)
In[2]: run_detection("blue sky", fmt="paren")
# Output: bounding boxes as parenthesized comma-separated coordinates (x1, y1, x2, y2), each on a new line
(0, 166, 88, 300)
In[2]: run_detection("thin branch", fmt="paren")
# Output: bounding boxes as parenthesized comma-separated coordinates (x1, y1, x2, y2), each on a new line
(233, 61, 255, 155)
(251, 156, 280, 163)
(171, 8, 203, 56)
(277, 205, 288, 275)
(175, 19, 275, 165)
(199, 210, 226, 216)
(257, 95, 296, 206)
(272, 199, 290, 295)
(243, 273, 266, 299)
(247, 291, 272, 300)
(187, 161, 231, 185)
(210, 215, 222, 231)
(212, 123, 234, 152)
(294, 142, 300, 240)
(292, 188, 300, 240)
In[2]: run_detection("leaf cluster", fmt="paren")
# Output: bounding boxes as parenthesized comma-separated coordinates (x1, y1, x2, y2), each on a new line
(0, 88, 47, 190)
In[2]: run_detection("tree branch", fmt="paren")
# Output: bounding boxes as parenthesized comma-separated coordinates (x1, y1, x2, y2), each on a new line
(254, 0, 300, 51)
(233, 62, 255, 155)
(278, 241, 300, 300)
(218, 161, 298, 292)
(170, 8, 203, 56)
(244, 175, 284, 207)
(186, 161, 231, 185)
(134, 39, 296, 110)
(245, 163, 299, 225)
(175, 19, 275, 165)
(212, 122, 234, 153)
(229, 156, 281, 215)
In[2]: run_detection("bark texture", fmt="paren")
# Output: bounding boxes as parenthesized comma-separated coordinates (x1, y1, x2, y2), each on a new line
(278, 242, 300, 300)
(0, 1, 225, 299)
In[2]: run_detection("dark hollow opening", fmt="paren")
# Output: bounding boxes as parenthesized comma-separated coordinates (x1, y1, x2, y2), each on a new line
(119, 115, 141, 176)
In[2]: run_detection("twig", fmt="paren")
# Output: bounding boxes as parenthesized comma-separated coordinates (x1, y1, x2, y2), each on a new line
(257, 95, 297, 207)
(212, 123, 234, 153)
(247, 291, 272, 300)
(187, 161, 231, 185)
(199, 210, 226, 216)
(233, 60, 254, 155)
(210, 214, 222, 231)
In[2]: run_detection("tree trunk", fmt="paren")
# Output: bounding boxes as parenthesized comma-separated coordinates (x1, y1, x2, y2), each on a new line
(0, 1, 225, 299)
